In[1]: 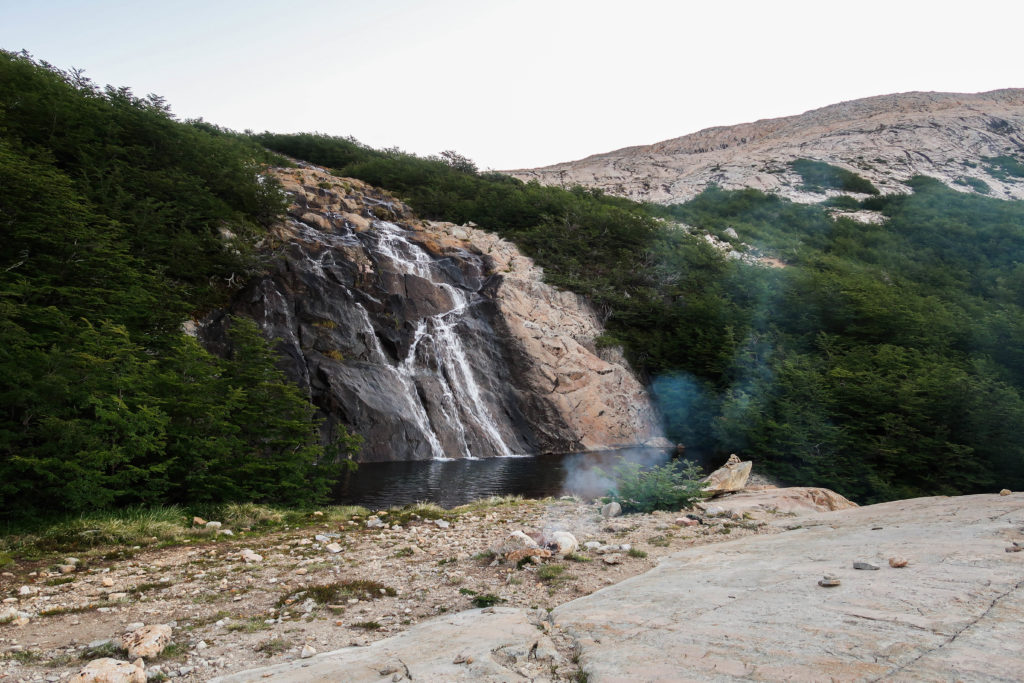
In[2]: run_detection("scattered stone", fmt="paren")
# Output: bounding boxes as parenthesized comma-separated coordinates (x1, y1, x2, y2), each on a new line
(65, 556, 81, 566)
(325, 542, 343, 553)
(121, 624, 172, 659)
(1006, 542, 1022, 553)
(583, 541, 602, 550)
(18, 585, 34, 595)
(220, 529, 234, 536)
(313, 511, 324, 516)
(674, 517, 699, 527)
(12, 616, 29, 626)
(818, 575, 841, 587)
(601, 502, 622, 518)
(301, 644, 317, 659)
(240, 549, 263, 563)
(70, 657, 146, 683)
(603, 554, 623, 565)
(1000, 489, 1012, 496)
(366, 517, 386, 529)
(889, 557, 909, 568)
(315, 534, 330, 542)
(205, 521, 222, 529)
(295, 568, 308, 575)
(196, 640, 208, 650)
(125, 622, 145, 632)
(853, 561, 880, 570)
(548, 531, 579, 555)
(434, 519, 450, 529)
(102, 577, 115, 587)
(703, 454, 753, 495)
(59, 564, 77, 574)
(192, 516, 207, 526)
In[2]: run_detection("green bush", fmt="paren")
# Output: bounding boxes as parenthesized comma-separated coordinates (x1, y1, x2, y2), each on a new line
(602, 458, 707, 513)
(790, 159, 880, 195)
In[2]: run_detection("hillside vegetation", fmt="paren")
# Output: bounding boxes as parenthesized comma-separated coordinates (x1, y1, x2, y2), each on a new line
(0, 52, 353, 520)
(259, 134, 1024, 503)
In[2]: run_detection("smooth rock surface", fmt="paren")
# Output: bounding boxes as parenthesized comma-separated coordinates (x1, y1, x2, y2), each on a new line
(209, 607, 559, 682)
(554, 493, 1024, 681)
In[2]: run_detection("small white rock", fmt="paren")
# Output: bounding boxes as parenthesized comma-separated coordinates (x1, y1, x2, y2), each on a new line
(301, 644, 317, 659)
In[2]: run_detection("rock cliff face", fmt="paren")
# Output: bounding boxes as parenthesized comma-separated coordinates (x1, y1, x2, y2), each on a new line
(201, 165, 661, 461)
(509, 89, 1024, 204)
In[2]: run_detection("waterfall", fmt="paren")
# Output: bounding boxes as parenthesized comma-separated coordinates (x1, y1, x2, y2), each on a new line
(366, 221, 515, 459)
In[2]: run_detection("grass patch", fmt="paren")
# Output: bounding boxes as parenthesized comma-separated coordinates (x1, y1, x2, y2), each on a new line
(220, 503, 284, 529)
(352, 620, 382, 630)
(255, 638, 291, 656)
(3, 649, 41, 664)
(80, 641, 127, 660)
(0, 551, 12, 569)
(45, 576, 76, 586)
(393, 546, 414, 558)
(452, 495, 528, 514)
(129, 581, 169, 594)
(470, 593, 505, 608)
(537, 564, 569, 583)
(39, 603, 101, 617)
(647, 535, 670, 547)
(564, 552, 592, 563)
(627, 548, 648, 558)
(277, 580, 396, 608)
(458, 587, 477, 595)
(154, 642, 187, 661)
(225, 616, 271, 633)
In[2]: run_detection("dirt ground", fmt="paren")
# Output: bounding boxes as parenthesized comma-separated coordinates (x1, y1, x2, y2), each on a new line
(0, 496, 782, 682)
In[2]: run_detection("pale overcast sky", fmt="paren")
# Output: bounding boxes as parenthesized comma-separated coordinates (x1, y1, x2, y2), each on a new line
(3, 0, 1022, 170)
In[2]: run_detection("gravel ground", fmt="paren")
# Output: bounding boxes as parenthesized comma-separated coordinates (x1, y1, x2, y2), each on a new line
(0, 496, 781, 682)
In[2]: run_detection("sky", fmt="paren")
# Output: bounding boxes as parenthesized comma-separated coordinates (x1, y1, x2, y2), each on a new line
(3, 0, 1023, 170)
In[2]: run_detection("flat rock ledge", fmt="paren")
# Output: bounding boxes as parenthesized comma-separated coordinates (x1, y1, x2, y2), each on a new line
(556, 492, 1024, 681)
(210, 607, 559, 682)
(214, 492, 1024, 681)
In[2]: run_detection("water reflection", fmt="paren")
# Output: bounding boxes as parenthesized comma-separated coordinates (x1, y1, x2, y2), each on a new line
(333, 448, 675, 509)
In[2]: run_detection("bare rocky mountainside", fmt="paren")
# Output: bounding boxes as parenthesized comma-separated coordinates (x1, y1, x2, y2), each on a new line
(509, 89, 1024, 203)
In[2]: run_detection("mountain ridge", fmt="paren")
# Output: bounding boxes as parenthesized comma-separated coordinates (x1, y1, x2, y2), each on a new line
(508, 88, 1024, 204)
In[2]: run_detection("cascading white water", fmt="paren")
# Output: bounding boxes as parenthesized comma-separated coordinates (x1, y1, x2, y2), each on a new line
(369, 221, 515, 459)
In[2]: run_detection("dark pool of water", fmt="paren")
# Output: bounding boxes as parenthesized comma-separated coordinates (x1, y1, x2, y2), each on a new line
(332, 447, 708, 510)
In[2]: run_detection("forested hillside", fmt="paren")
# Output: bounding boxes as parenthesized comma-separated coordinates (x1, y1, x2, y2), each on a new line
(259, 134, 1024, 502)
(0, 52, 351, 519)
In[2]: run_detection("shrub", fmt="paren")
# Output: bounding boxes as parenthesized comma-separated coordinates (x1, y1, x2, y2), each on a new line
(790, 159, 880, 195)
(601, 458, 707, 513)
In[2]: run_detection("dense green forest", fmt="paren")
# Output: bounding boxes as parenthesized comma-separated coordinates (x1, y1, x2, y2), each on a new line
(0, 52, 352, 519)
(257, 134, 1024, 502)
(3, 50, 1022, 514)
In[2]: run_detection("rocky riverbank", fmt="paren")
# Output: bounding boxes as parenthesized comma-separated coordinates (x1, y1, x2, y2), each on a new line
(0, 489, 828, 682)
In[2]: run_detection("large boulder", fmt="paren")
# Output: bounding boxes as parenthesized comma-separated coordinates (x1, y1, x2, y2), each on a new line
(70, 658, 146, 683)
(702, 454, 752, 495)
(120, 624, 172, 659)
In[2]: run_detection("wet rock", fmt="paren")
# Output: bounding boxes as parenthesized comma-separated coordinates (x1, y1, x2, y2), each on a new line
(70, 657, 146, 683)
(121, 624, 172, 659)
(601, 502, 622, 518)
